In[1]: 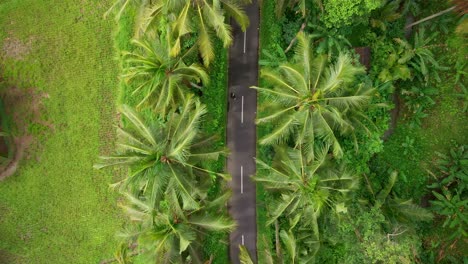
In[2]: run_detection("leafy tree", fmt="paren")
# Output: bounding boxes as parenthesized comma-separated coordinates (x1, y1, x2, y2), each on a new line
(122, 35, 208, 115)
(369, 0, 402, 31)
(252, 32, 377, 159)
(94, 96, 227, 210)
(117, 192, 235, 263)
(106, 0, 251, 66)
(321, 0, 383, 28)
(253, 145, 358, 261)
(308, 23, 352, 60)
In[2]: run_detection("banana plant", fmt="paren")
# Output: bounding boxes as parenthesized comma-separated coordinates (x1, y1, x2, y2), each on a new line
(428, 145, 467, 240)
(394, 28, 447, 84)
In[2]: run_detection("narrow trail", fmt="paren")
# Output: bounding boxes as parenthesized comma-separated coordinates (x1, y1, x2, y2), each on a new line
(227, 1, 259, 263)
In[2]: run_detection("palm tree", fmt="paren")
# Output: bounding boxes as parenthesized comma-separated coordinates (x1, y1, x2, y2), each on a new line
(106, 0, 251, 66)
(167, 0, 251, 65)
(252, 32, 376, 159)
(118, 192, 235, 263)
(253, 145, 358, 260)
(94, 95, 228, 210)
(123, 35, 208, 115)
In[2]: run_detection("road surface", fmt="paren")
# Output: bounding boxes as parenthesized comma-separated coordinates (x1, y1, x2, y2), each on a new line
(227, 0, 259, 263)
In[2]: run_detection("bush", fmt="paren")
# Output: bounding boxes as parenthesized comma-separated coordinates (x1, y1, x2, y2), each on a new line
(322, 0, 382, 28)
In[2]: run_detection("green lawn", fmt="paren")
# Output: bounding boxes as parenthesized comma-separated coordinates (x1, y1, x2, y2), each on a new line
(0, 0, 124, 263)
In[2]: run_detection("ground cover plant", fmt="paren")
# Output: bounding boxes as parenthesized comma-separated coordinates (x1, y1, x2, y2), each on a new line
(256, 0, 467, 263)
(0, 0, 125, 262)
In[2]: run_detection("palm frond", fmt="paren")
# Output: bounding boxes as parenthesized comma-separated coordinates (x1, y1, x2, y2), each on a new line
(222, 0, 250, 31)
(189, 215, 236, 232)
(280, 230, 297, 264)
(239, 245, 254, 264)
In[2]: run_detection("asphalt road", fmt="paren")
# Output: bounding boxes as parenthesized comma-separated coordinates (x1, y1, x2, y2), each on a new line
(227, 1, 259, 263)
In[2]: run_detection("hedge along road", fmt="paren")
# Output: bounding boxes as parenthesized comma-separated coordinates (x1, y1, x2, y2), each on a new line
(227, 0, 259, 263)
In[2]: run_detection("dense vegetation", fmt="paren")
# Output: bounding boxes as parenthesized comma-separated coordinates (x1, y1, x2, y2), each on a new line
(96, 0, 250, 262)
(1, 0, 466, 263)
(255, 0, 467, 263)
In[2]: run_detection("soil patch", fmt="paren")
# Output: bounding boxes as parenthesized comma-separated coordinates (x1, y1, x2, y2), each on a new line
(0, 86, 51, 180)
(1, 87, 52, 133)
(1, 35, 33, 60)
(0, 130, 7, 156)
(0, 250, 18, 264)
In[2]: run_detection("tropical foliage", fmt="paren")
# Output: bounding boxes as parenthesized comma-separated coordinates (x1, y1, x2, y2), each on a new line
(255, 145, 357, 227)
(428, 145, 467, 241)
(117, 192, 235, 263)
(96, 0, 246, 261)
(123, 36, 208, 115)
(95, 96, 227, 209)
(107, 0, 250, 66)
(257, 0, 467, 263)
(253, 32, 377, 159)
(275, 0, 310, 18)
(321, 0, 382, 28)
(254, 145, 358, 260)
(393, 28, 446, 84)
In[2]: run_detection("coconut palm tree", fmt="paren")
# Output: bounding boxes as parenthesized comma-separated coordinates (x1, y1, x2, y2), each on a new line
(167, 0, 251, 65)
(123, 35, 208, 115)
(254, 145, 358, 234)
(252, 32, 376, 159)
(94, 95, 228, 210)
(253, 145, 358, 261)
(118, 192, 235, 263)
(107, 0, 251, 66)
(239, 245, 255, 264)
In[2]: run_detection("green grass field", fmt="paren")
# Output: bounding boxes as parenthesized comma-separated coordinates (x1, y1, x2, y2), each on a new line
(0, 0, 124, 263)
